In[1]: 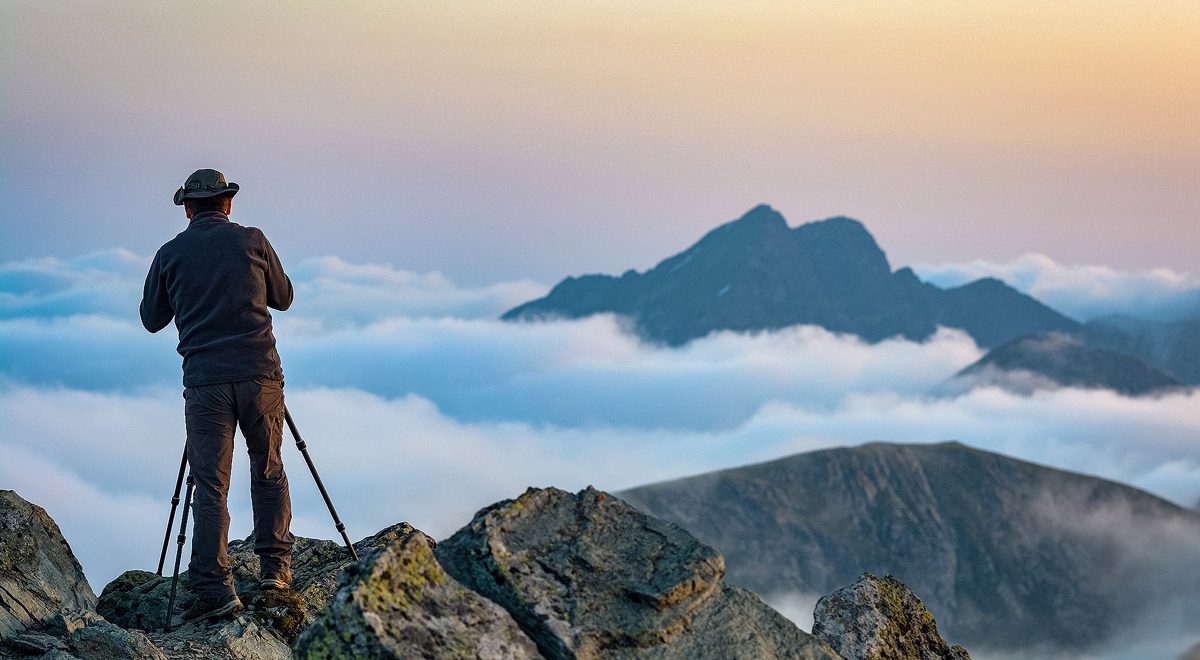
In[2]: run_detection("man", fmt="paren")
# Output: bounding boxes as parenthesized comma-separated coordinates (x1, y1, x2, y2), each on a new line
(141, 168, 295, 623)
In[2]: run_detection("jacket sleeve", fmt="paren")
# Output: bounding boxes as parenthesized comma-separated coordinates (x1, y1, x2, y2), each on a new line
(260, 231, 294, 312)
(140, 251, 174, 332)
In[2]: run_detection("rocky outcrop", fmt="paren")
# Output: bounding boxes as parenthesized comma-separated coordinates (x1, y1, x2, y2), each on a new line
(2, 484, 980, 660)
(0, 491, 96, 638)
(146, 614, 292, 660)
(294, 530, 540, 658)
(813, 574, 969, 660)
(436, 486, 840, 660)
(4, 609, 167, 660)
(93, 522, 425, 659)
(98, 522, 418, 634)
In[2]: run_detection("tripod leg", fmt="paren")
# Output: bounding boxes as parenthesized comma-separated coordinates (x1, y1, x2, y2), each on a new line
(283, 407, 359, 561)
(164, 474, 195, 632)
(157, 448, 188, 576)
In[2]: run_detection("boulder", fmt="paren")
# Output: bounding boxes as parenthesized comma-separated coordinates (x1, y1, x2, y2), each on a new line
(145, 615, 292, 660)
(5, 631, 69, 655)
(98, 523, 418, 634)
(95, 569, 174, 632)
(5, 486, 982, 660)
(52, 609, 166, 660)
(813, 573, 970, 660)
(96, 523, 424, 659)
(0, 609, 165, 660)
(0, 490, 96, 638)
(223, 522, 425, 624)
(294, 530, 541, 659)
(435, 486, 840, 660)
(97, 568, 298, 657)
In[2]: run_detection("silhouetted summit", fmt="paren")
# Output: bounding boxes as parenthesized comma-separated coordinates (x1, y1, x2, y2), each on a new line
(503, 205, 1079, 347)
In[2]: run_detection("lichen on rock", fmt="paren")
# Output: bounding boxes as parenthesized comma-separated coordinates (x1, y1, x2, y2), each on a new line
(0, 490, 97, 639)
(436, 486, 840, 660)
(813, 573, 970, 660)
(3, 485, 980, 660)
(293, 529, 540, 659)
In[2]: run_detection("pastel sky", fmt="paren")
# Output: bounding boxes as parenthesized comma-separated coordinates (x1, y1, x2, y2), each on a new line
(2, 5, 1199, 655)
(2, 1, 1197, 282)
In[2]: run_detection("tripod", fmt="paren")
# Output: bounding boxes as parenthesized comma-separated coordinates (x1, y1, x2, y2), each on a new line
(157, 406, 358, 631)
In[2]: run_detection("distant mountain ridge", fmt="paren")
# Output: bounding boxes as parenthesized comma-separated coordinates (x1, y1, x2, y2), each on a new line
(620, 441, 1200, 654)
(1080, 315, 1200, 385)
(503, 205, 1079, 347)
(949, 332, 1187, 396)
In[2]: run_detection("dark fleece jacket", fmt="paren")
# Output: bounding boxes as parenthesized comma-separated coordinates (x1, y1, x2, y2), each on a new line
(141, 211, 293, 387)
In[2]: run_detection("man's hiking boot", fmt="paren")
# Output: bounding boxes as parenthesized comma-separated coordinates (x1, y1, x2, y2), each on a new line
(259, 577, 290, 591)
(178, 594, 243, 624)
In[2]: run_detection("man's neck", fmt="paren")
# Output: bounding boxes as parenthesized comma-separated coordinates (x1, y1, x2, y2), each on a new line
(189, 211, 230, 224)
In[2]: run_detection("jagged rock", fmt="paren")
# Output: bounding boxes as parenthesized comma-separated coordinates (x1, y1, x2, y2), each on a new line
(96, 523, 423, 658)
(56, 609, 166, 660)
(12, 487, 984, 660)
(813, 574, 970, 660)
(436, 486, 840, 660)
(94, 570, 169, 632)
(6, 631, 68, 654)
(145, 615, 292, 660)
(0, 609, 165, 660)
(98, 523, 417, 635)
(224, 522, 425, 625)
(0, 491, 97, 639)
(1182, 641, 1200, 660)
(294, 530, 541, 659)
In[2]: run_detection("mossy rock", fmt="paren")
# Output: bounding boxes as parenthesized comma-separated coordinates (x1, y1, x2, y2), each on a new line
(294, 530, 539, 659)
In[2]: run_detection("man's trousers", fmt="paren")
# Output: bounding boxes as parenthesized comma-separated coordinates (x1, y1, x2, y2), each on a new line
(184, 378, 294, 599)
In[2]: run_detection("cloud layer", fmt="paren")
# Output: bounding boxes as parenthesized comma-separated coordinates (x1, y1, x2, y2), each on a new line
(4, 382, 1197, 594)
(0, 250, 544, 323)
(1, 249, 1198, 635)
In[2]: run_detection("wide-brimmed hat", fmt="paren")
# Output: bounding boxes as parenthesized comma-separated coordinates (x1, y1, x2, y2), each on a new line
(173, 168, 240, 206)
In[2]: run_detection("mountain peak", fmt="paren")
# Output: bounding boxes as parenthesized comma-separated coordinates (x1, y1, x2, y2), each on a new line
(793, 214, 893, 282)
(502, 206, 1078, 347)
(729, 204, 789, 231)
(797, 215, 877, 245)
(809, 214, 867, 230)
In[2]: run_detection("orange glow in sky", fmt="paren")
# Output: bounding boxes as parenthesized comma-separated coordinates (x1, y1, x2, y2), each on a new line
(2, 1, 1197, 278)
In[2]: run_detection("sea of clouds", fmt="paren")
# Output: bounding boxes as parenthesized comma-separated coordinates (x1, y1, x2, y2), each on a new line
(1, 249, 1198, 654)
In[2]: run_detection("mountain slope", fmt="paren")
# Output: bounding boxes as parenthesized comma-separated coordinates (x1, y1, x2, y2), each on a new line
(619, 442, 1200, 653)
(949, 332, 1187, 396)
(503, 205, 1078, 347)
(1079, 315, 1200, 384)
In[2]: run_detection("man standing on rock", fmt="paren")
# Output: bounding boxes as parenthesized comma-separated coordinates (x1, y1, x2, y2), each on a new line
(141, 168, 295, 623)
